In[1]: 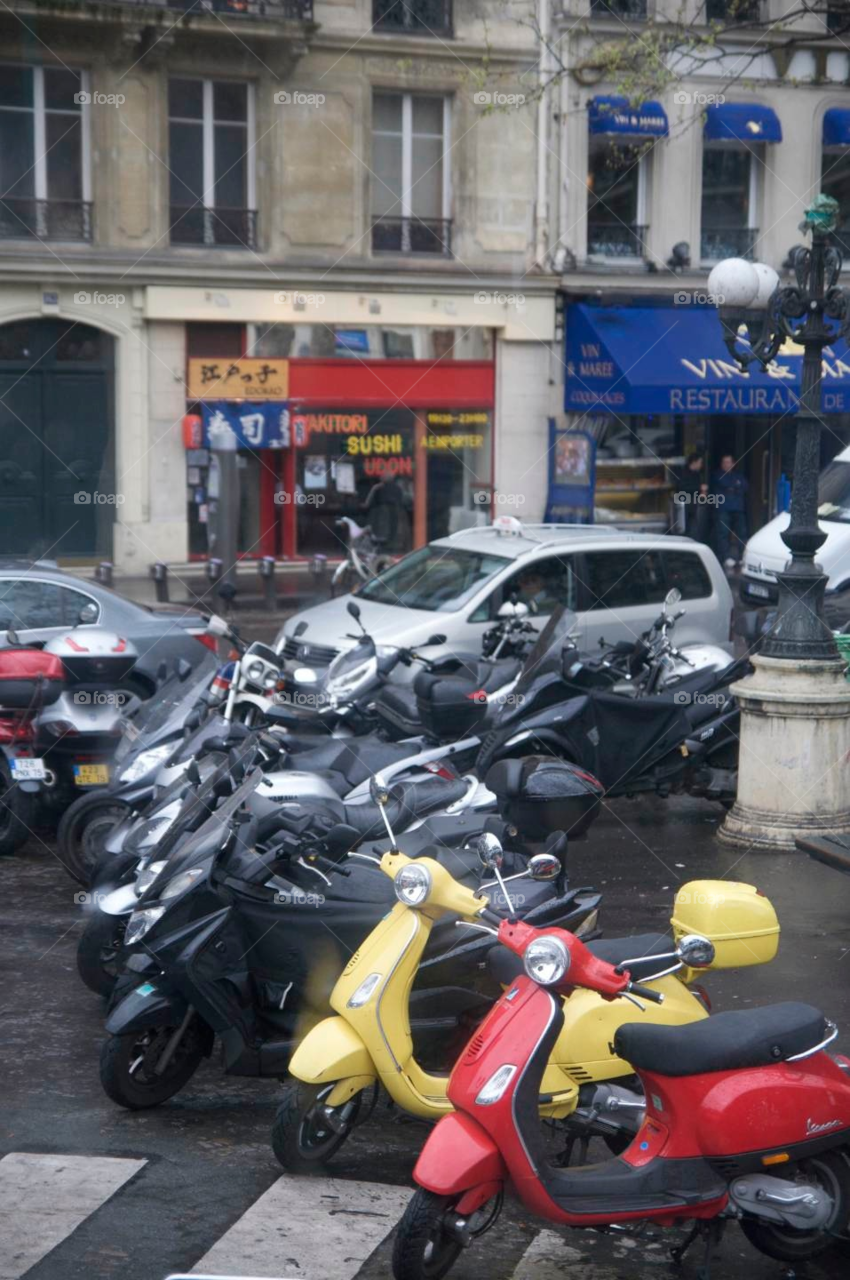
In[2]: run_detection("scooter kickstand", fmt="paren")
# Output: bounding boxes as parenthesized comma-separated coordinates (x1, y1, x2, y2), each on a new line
(670, 1223, 701, 1267)
(671, 1221, 724, 1280)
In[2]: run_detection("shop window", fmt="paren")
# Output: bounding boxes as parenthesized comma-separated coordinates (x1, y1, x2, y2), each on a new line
(0, 65, 91, 242)
(292, 409, 415, 557)
(371, 92, 452, 256)
(586, 139, 649, 259)
(168, 79, 256, 248)
(471, 556, 578, 622)
(590, 0, 647, 16)
(582, 549, 667, 610)
(663, 551, 712, 600)
(424, 410, 493, 542)
(700, 144, 759, 261)
(822, 145, 850, 260)
(373, 0, 453, 35)
(706, 0, 761, 20)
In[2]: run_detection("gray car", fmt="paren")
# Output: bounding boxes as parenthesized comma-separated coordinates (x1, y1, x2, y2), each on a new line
(0, 562, 216, 697)
(275, 522, 734, 671)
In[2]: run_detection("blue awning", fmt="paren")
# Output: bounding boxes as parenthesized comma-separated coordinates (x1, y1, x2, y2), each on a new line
(564, 303, 850, 416)
(824, 107, 850, 147)
(588, 95, 669, 139)
(703, 102, 782, 143)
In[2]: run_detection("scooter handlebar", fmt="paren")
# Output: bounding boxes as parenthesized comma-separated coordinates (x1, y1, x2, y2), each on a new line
(496, 918, 631, 1000)
(627, 980, 665, 1004)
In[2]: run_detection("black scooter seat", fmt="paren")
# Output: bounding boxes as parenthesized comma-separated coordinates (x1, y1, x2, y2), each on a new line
(288, 739, 415, 789)
(615, 1002, 827, 1077)
(489, 933, 673, 987)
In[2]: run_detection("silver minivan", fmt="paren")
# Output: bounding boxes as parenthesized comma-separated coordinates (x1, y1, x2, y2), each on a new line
(275, 522, 734, 668)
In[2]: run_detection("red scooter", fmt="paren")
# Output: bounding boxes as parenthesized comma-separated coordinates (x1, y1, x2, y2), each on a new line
(393, 912, 850, 1279)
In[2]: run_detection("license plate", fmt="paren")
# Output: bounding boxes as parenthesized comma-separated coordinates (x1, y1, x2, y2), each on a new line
(74, 763, 110, 787)
(746, 582, 771, 599)
(11, 758, 46, 781)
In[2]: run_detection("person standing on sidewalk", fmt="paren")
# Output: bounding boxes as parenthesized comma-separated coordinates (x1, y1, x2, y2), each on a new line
(712, 453, 749, 569)
(676, 452, 710, 543)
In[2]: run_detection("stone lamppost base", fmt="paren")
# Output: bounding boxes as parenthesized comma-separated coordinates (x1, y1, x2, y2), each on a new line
(719, 654, 850, 851)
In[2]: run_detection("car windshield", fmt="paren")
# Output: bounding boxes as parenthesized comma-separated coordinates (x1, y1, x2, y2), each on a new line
(358, 545, 510, 612)
(818, 461, 850, 523)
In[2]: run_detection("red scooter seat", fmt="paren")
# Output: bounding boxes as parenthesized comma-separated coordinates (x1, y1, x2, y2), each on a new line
(615, 1002, 827, 1077)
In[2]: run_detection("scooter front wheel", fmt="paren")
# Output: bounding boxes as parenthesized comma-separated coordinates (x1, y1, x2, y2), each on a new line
(271, 1082, 365, 1172)
(58, 793, 130, 886)
(392, 1190, 467, 1280)
(0, 755, 34, 856)
(99, 1022, 205, 1109)
(76, 911, 127, 997)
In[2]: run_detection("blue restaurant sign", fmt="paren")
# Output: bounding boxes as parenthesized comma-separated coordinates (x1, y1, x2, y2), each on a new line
(564, 303, 850, 416)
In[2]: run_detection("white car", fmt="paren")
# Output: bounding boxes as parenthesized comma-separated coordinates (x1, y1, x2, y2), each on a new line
(276, 519, 734, 670)
(741, 444, 850, 612)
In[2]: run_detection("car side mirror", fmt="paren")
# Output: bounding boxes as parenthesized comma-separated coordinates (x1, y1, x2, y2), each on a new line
(293, 620, 308, 638)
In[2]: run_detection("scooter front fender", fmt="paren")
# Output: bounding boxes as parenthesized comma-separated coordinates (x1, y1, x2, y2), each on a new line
(413, 1112, 506, 1198)
(106, 984, 188, 1035)
(288, 1016, 376, 1084)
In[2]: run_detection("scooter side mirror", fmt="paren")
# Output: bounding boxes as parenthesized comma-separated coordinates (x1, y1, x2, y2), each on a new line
(293, 620, 308, 638)
(347, 600, 361, 621)
(78, 602, 99, 625)
(5, 628, 19, 647)
(677, 933, 715, 968)
(201, 735, 230, 756)
(497, 601, 518, 619)
(663, 587, 682, 613)
(425, 634, 447, 646)
(176, 658, 193, 681)
(528, 852, 561, 881)
(476, 832, 504, 870)
(157, 660, 169, 683)
(369, 772, 392, 807)
(186, 760, 201, 785)
(206, 614, 230, 638)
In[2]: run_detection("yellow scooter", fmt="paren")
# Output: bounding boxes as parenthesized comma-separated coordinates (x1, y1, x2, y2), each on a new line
(271, 782, 780, 1172)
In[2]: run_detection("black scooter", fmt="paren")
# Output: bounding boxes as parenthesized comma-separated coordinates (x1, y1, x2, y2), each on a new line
(99, 768, 600, 1110)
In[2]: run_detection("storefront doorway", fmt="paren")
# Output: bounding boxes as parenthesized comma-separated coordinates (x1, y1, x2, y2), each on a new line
(0, 318, 115, 560)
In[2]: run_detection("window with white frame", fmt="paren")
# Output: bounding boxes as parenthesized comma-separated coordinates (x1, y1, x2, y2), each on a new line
(700, 143, 760, 261)
(586, 139, 650, 259)
(168, 79, 256, 249)
(371, 92, 452, 256)
(0, 64, 91, 241)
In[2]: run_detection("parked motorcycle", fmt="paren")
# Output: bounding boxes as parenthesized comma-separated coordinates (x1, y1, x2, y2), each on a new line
(476, 606, 746, 811)
(97, 761, 600, 1110)
(0, 622, 141, 855)
(393, 914, 850, 1279)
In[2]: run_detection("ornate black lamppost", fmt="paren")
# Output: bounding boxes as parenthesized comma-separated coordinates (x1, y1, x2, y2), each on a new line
(709, 195, 850, 662)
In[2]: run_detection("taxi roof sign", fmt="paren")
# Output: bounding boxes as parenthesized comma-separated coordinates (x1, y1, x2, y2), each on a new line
(492, 515, 523, 536)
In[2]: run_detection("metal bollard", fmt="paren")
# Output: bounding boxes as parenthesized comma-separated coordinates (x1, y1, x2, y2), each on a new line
(95, 561, 113, 588)
(258, 555, 277, 611)
(206, 557, 223, 590)
(149, 561, 169, 603)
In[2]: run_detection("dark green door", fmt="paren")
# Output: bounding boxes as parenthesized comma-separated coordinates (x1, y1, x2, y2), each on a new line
(0, 320, 115, 560)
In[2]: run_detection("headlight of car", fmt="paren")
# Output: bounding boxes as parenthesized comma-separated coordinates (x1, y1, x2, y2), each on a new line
(393, 863, 432, 907)
(118, 742, 175, 784)
(160, 867, 207, 900)
(124, 906, 166, 946)
(134, 859, 168, 895)
(523, 936, 570, 986)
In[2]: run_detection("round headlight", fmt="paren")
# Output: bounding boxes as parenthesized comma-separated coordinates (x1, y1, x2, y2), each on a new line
(393, 863, 432, 907)
(245, 661, 265, 682)
(524, 936, 570, 986)
(263, 671, 279, 690)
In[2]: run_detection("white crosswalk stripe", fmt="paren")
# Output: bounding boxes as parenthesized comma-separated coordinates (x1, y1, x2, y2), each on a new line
(191, 1174, 412, 1280)
(0, 1152, 146, 1280)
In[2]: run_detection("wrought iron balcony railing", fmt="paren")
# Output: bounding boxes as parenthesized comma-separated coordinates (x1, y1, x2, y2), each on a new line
(589, 0, 647, 19)
(700, 225, 758, 261)
(372, 0, 452, 36)
(587, 221, 648, 258)
(40, 0, 314, 16)
(170, 205, 258, 249)
(371, 215, 452, 256)
(0, 198, 93, 242)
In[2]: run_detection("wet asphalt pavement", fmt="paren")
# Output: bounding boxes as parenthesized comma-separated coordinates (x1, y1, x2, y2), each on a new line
(2, 796, 850, 1280)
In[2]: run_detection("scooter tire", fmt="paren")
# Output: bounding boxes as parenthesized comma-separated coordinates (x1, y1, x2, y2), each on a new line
(57, 793, 130, 886)
(392, 1190, 464, 1280)
(271, 1081, 363, 1172)
(740, 1149, 850, 1262)
(0, 756, 34, 856)
(76, 911, 127, 997)
(99, 1024, 205, 1110)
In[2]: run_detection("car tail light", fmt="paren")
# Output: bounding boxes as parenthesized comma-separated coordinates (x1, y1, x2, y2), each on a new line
(195, 633, 218, 653)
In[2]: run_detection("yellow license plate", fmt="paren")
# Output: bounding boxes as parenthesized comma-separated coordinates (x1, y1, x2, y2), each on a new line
(74, 764, 110, 786)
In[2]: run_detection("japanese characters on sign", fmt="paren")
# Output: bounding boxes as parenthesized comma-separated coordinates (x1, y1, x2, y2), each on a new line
(188, 358, 290, 401)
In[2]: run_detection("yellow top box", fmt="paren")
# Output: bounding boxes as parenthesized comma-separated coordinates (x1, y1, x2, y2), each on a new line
(671, 880, 780, 970)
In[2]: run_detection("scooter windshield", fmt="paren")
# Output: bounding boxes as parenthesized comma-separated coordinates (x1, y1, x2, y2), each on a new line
(115, 653, 219, 762)
(512, 606, 580, 700)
